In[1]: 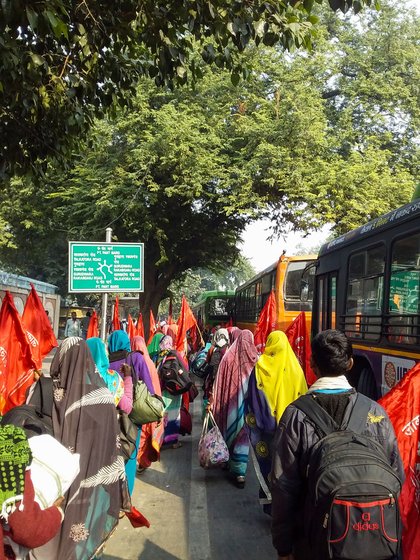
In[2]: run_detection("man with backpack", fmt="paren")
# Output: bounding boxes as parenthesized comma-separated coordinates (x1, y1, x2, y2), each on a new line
(270, 329, 404, 560)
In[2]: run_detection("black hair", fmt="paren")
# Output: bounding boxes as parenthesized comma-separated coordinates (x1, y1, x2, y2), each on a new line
(311, 329, 353, 377)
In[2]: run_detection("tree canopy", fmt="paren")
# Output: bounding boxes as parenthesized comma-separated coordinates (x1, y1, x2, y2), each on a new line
(0, 0, 375, 177)
(0, 1, 418, 314)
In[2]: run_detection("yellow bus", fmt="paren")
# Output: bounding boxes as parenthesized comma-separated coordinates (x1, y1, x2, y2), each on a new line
(235, 254, 317, 333)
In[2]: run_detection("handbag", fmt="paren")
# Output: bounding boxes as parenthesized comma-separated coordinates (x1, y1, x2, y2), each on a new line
(129, 380, 164, 426)
(198, 409, 229, 469)
(118, 412, 138, 462)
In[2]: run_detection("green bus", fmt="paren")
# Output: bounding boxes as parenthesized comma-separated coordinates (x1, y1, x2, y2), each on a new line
(192, 290, 235, 330)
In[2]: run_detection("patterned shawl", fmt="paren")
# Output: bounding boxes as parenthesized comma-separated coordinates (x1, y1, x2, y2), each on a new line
(0, 425, 31, 519)
(212, 330, 258, 446)
(41, 337, 124, 560)
(86, 337, 124, 406)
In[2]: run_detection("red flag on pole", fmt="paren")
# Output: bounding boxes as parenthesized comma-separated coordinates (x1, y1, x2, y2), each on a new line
(254, 290, 277, 353)
(176, 295, 198, 353)
(127, 314, 136, 341)
(112, 297, 120, 331)
(136, 313, 145, 339)
(0, 292, 37, 414)
(379, 364, 420, 560)
(86, 310, 99, 339)
(285, 311, 316, 387)
(147, 309, 157, 344)
(22, 284, 57, 370)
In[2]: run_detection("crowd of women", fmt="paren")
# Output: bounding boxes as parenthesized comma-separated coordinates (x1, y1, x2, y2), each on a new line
(0, 319, 309, 559)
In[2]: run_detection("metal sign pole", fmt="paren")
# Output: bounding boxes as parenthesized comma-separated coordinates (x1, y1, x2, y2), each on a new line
(100, 227, 112, 340)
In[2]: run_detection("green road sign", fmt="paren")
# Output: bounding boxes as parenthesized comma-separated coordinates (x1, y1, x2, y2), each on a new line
(69, 242, 144, 292)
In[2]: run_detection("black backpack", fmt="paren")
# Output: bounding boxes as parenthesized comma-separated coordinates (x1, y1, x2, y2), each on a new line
(294, 393, 402, 560)
(158, 351, 192, 396)
(0, 377, 53, 438)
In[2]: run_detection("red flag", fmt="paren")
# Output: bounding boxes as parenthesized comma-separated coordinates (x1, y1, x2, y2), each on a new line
(379, 364, 420, 560)
(147, 309, 157, 344)
(136, 313, 145, 339)
(86, 310, 99, 339)
(22, 284, 58, 370)
(176, 295, 198, 353)
(127, 314, 136, 341)
(112, 297, 120, 331)
(254, 290, 277, 352)
(0, 292, 37, 414)
(285, 312, 317, 386)
(168, 297, 174, 325)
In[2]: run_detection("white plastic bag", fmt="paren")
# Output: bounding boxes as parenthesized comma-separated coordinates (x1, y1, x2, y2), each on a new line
(28, 434, 80, 508)
(198, 410, 229, 469)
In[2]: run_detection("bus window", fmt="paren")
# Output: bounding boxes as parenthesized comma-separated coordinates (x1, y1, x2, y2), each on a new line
(284, 260, 313, 311)
(387, 232, 420, 344)
(316, 273, 337, 332)
(345, 245, 385, 341)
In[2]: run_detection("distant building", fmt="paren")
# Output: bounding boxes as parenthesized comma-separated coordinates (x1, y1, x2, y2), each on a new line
(0, 270, 60, 336)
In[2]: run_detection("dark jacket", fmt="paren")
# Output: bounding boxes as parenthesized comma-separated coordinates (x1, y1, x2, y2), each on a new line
(270, 389, 404, 557)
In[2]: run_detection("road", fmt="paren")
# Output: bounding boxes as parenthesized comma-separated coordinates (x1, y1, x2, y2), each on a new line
(102, 396, 274, 560)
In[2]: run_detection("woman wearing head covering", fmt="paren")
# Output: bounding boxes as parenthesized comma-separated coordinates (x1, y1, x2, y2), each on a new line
(0, 425, 63, 560)
(156, 335, 187, 448)
(212, 330, 258, 488)
(147, 332, 164, 364)
(108, 330, 154, 495)
(227, 326, 240, 345)
(32, 337, 124, 560)
(203, 327, 230, 413)
(131, 336, 164, 469)
(245, 330, 307, 514)
(86, 337, 130, 409)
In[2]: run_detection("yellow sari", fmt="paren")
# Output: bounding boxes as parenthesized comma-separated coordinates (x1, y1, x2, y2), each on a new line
(255, 330, 308, 423)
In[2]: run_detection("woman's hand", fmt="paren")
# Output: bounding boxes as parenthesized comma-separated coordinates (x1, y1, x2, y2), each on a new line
(120, 364, 132, 378)
(53, 496, 64, 508)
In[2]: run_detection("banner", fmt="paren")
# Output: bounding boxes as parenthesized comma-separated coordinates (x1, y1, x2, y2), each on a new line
(112, 296, 120, 331)
(379, 364, 420, 560)
(0, 292, 37, 414)
(22, 284, 57, 369)
(254, 290, 277, 352)
(86, 310, 99, 339)
(285, 311, 316, 386)
(176, 295, 199, 353)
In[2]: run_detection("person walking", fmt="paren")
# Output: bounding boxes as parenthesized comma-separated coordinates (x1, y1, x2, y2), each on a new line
(245, 330, 307, 514)
(80, 310, 91, 340)
(131, 335, 164, 470)
(212, 329, 258, 488)
(30, 337, 124, 560)
(108, 330, 153, 496)
(64, 312, 81, 338)
(270, 330, 404, 560)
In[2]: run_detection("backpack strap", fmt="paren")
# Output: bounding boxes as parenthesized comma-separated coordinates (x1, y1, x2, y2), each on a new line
(345, 393, 372, 434)
(293, 394, 339, 437)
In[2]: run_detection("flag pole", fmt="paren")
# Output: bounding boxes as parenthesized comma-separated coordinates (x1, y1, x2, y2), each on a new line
(100, 227, 112, 341)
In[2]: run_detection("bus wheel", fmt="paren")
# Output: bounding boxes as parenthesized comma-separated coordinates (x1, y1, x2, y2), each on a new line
(356, 367, 379, 400)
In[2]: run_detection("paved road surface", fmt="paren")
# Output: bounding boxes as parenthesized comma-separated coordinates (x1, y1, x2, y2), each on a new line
(102, 396, 274, 560)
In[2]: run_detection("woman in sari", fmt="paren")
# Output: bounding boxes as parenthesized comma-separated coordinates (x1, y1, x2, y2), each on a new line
(86, 337, 131, 410)
(147, 333, 164, 365)
(108, 330, 153, 495)
(212, 329, 258, 488)
(156, 335, 187, 448)
(32, 337, 124, 560)
(131, 336, 164, 469)
(245, 330, 307, 514)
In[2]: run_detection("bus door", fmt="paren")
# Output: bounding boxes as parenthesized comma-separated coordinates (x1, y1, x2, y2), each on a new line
(314, 272, 338, 333)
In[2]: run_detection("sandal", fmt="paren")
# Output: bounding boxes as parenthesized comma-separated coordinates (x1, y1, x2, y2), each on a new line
(235, 476, 246, 489)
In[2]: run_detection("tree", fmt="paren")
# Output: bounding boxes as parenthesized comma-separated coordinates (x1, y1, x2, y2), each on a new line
(0, 0, 374, 177)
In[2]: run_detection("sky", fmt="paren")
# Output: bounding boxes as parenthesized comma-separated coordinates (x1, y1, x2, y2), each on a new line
(240, 220, 331, 272)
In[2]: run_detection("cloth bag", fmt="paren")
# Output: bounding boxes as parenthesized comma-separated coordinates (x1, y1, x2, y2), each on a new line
(28, 434, 80, 508)
(129, 380, 164, 426)
(198, 410, 229, 469)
